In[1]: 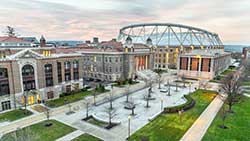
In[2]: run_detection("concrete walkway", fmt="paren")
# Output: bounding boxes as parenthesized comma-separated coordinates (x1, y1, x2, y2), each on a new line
(244, 93, 250, 98)
(180, 95, 224, 141)
(0, 81, 146, 136)
(56, 130, 84, 141)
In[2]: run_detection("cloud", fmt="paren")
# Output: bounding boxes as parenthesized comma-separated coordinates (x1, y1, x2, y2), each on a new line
(0, 0, 249, 44)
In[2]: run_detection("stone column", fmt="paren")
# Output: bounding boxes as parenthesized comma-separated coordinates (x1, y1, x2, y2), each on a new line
(198, 57, 202, 78)
(145, 55, 148, 69)
(188, 57, 191, 71)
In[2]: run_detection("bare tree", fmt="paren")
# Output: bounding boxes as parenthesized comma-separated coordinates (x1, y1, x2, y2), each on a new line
(145, 89, 151, 108)
(108, 89, 114, 109)
(104, 106, 117, 126)
(167, 80, 171, 96)
(92, 88, 97, 106)
(0, 127, 38, 141)
(219, 104, 228, 129)
(130, 99, 136, 116)
(181, 75, 186, 87)
(84, 101, 91, 118)
(220, 72, 242, 112)
(5, 26, 19, 37)
(175, 82, 178, 92)
(125, 84, 130, 103)
(157, 73, 163, 89)
(44, 107, 50, 121)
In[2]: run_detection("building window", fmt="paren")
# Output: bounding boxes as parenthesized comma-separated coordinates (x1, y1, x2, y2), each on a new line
(180, 57, 188, 70)
(201, 58, 211, 72)
(109, 57, 112, 63)
(0, 68, 9, 96)
(120, 66, 122, 72)
(42, 50, 51, 57)
(1, 101, 11, 111)
(57, 62, 62, 83)
(73, 60, 79, 80)
(45, 64, 53, 87)
(109, 67, 112, 73)
(190, 58, 199, 71)
(64, 61, 71, 81)
(22, 65, 36, 91)
(47, 91, 54, 99)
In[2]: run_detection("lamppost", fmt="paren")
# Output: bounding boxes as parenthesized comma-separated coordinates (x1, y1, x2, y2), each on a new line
(128, 115, 131, 138)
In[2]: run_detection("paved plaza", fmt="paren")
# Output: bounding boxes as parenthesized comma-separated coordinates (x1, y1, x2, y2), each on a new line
(54, 77, 197, 140)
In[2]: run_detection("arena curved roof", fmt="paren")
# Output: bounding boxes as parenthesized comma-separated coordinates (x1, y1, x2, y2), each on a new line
(118, 23, 223, 47)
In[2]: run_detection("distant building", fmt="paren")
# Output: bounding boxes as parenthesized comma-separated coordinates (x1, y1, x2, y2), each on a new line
(177, 49, 231, 80)
(0, 34, 231, 111)
(21, 37, 39, 44)
(243, 47, 250, 59)
(0, 36, 33, 48)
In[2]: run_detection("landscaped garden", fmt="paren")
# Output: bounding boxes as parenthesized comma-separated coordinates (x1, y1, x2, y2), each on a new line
(72, 133, 103, 141)
(202, 96, 250, 141)
(1, 120, 76, 141)
(210, 66, 237, 83)
(220, 66, 236, 76)
(112, 79, 139, 87)
(128, 89, 217, 141)
(0, 109, 32, 122)
(45, 86, 109, 108)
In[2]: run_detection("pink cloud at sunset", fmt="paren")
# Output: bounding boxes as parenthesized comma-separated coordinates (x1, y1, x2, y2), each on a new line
(0, 0, 249, 44)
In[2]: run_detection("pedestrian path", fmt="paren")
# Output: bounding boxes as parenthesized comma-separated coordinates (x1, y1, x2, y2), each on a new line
(56, 130, 83, 141)
(180, 95, 224, 141)
(72, 120, 123, 141)
(244, 93, 250, 98)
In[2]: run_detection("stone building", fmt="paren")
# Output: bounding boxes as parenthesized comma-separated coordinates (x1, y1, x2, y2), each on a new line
(177, 49, 231, 80)
(0, 37, 154, 111)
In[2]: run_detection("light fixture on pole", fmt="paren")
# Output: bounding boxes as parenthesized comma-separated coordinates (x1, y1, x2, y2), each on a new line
(128, 115, 131, 138)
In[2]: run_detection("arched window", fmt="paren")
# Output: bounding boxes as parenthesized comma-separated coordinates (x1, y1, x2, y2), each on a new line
(0, 68, 9, 96)
(22, 65, 36, 91)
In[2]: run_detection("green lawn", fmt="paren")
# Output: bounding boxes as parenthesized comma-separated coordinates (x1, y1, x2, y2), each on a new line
(221, 68, 236, 76)
(72, 133, 103, 141)
(45, 90, 96, 108)
(0, 109, 32, 122)
(128, 89, 217, 141)
(242, 80, 250, 86)
(1, 120, 76, 141)
(202, 96, 250, 141)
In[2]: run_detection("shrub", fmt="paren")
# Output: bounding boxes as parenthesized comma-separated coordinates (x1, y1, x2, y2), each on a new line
(163, 95, 195, 113)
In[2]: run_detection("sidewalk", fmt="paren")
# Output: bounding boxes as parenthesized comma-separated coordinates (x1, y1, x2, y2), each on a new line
(180, 95, 224, 141)
(56, 130, 83, 141)
(0, 81, 146, 136)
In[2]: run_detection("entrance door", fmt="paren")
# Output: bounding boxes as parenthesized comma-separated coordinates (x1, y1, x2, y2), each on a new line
(1, 101, 11, 111)
(28, 95, 35, 105)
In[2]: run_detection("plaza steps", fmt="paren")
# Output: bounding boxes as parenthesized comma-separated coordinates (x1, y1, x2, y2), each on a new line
(136, 70, 158, 82)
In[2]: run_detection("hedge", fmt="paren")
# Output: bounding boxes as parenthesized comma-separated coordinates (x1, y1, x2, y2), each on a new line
(163, 95, 195, 113)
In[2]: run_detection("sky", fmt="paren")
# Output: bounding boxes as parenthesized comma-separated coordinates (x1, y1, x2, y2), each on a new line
(0, 0, 249, 45)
